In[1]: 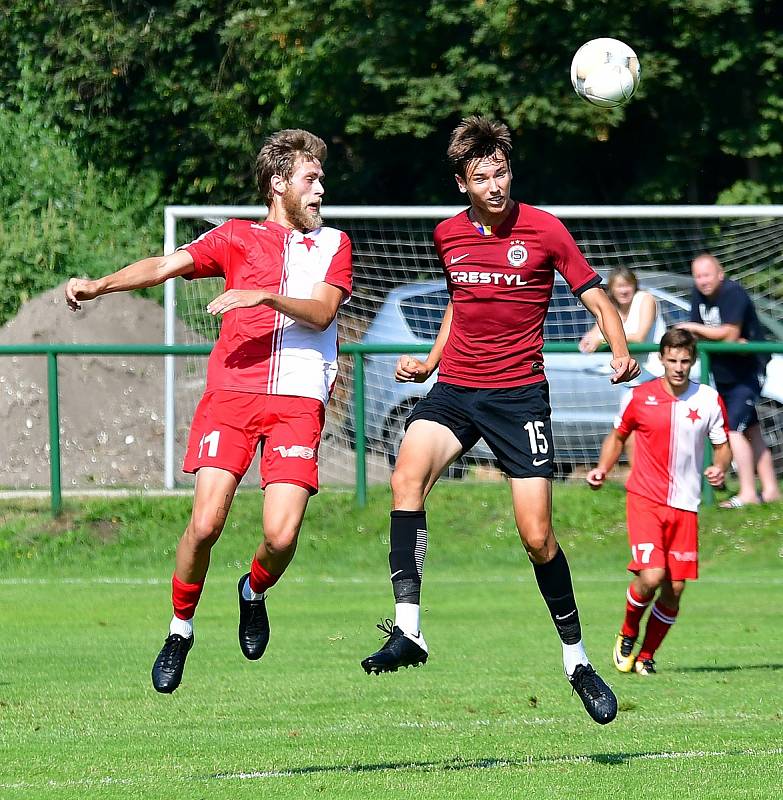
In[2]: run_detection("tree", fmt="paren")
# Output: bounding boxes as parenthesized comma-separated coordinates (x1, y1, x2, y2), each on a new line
(2, 0, 783, 205)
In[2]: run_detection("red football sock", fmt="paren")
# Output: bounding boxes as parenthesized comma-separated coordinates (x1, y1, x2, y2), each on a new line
(249, 557, 281, 594)
(638, 601, 679, 661)
(621, 583, 653, 638)
(171, 573, 204, 620)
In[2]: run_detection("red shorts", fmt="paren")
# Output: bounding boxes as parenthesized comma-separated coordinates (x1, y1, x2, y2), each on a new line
(626, 492, 699, 580)
(183, 390, 325, 494)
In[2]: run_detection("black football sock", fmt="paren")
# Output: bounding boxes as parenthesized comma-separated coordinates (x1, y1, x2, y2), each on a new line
(532, 546, 582, 645)
(389, 510, 427, 604)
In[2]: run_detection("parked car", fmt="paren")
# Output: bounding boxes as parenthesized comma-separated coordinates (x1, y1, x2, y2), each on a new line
(347, 275, 783, 473)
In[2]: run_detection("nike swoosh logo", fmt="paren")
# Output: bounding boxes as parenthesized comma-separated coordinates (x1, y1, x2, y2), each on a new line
(390, 570, 403, 579)
(533, 458, 549, 466)
(555, 611, 576, 621)
(450, 253, 470, 264)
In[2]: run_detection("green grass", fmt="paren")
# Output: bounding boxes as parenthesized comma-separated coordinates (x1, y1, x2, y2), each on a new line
(1, 483, 782, 798)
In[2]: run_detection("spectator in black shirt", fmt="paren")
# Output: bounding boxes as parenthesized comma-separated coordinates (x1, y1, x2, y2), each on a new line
(678, 253, 780, 508)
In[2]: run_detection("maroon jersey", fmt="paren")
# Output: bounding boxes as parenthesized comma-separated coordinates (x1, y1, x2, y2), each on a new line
(434, 202, 600, 388)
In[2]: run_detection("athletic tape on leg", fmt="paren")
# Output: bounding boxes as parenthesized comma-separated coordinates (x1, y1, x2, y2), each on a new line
(389, 510, 427, 604)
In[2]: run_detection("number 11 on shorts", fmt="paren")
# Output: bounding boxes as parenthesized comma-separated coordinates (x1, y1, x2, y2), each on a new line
(199, 430, 220, 458)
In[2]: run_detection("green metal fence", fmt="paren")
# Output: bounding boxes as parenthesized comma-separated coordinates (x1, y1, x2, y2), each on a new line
(1, 341, 781, 515)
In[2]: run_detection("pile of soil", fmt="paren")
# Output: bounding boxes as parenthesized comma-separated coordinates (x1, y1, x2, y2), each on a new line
(0, 283, 393, 491)
(0, 284, 201, 489)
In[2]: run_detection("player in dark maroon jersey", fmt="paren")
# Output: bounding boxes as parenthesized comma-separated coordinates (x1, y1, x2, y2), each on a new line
(66, 130, 352, 693)
(360, 116, 639, 725)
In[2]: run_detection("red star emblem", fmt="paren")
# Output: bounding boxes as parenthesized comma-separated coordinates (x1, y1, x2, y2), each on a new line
(686, 407, 701, 424)
(299, 236, 316, 251)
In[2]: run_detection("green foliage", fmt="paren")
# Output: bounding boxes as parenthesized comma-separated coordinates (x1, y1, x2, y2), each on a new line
(3, 1, 783, 205)
(0, 103, 161, 324)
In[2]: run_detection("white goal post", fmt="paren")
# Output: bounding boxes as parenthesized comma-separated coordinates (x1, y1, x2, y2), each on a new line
(163, 205, 783, 489)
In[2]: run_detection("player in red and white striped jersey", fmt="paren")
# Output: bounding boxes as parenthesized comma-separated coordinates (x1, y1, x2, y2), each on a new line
(587, 328, 731, 676)
(361, 116, 640, 725)
(65, 129, 352, 693)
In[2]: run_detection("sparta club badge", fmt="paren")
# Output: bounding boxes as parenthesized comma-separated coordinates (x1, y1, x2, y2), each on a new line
(506, 240, 528, 268)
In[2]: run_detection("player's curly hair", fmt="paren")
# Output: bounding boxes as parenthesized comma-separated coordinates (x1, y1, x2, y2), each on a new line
(255, 129, 327, 203)
(446, 116, 512, 178)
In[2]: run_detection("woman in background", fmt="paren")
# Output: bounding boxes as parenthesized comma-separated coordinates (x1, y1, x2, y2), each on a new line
(580, 266, 665, 364)
(580, 267, 666, 465)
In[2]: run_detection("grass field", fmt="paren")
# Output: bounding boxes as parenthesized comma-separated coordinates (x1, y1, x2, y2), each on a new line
(1, 483, 782, 799)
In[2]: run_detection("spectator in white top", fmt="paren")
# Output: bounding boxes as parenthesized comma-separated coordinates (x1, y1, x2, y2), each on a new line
(580, 267, 666, 465)
(580, 267, 665, 374)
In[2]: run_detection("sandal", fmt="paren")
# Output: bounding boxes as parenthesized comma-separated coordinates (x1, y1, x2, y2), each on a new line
(718, 495, 760, 509)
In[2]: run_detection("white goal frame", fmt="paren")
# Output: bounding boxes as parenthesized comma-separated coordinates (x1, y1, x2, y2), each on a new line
(162, 204, 783, 489)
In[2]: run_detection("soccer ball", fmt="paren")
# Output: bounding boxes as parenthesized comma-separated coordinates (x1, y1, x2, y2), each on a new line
(570, 38, 641, 108)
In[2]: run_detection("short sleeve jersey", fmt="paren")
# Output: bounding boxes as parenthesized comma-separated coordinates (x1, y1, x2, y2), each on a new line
(182, 219, 352, 405)
(433, 202, 600, 388)
(614, 378, 729, 512)
(689, 279, 764, 384)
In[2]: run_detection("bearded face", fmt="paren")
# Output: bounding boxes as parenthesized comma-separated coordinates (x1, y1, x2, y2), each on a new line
(282, 182, 322, 232)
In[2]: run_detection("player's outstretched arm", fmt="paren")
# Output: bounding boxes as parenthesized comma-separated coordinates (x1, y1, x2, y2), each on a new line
(580, 287, 640, 383)
(395, 301, 453, 383)
(586, 429, 626, 489)
(65, 251, 196, 311)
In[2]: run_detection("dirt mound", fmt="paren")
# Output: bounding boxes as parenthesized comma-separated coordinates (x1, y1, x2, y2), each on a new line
(0, 284, 202, 489)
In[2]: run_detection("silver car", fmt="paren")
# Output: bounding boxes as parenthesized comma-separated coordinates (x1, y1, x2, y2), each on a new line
(350, 276, 783, 474)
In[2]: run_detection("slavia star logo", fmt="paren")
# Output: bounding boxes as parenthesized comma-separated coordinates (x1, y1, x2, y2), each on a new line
(506, 239, 528, 268)
(686, 407, 701, 424)
(299, 236, 316, 251)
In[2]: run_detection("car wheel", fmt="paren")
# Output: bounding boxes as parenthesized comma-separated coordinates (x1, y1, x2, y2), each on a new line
(382, 405, 467, 479)
(757, 398, 783, 475)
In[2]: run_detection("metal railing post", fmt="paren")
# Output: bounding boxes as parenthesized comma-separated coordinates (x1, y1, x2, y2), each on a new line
(46, 351, 62, 516)
(353, 351, 367, 507)
(699, 346, 715, 506)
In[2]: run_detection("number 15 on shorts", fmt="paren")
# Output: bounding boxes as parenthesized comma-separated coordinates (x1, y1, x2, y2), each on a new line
(523, 420, 550, 467)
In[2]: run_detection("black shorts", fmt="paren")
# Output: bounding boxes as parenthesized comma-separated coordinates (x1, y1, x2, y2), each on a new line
(405, 380, 554, 479)
(716, 379, 760, 432)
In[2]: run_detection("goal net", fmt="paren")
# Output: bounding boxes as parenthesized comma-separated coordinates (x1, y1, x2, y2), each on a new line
(164, 205, 783, 489)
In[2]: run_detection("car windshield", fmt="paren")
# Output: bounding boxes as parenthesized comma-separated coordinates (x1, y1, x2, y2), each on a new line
(395, 282, 719, 345)
(400, 291, 450, 341)
(544, 284, 594, 342)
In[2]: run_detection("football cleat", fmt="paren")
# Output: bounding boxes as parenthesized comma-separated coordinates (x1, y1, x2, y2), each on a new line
(361, 619, 428, 674)
(238, 573, 270, 660)
(634, 658, 657, 676)
(612, 633, 637, 673)
(569, 663, 618, 725)
(151, 633, 194, 694)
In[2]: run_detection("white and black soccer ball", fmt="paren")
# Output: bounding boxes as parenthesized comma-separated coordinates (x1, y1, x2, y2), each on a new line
(570, 38, 641, 108)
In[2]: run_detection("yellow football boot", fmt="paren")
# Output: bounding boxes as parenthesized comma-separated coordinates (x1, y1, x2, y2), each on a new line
(612, 633, 636, 673)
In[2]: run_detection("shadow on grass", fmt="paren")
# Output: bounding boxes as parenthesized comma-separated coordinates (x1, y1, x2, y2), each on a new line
(670, 663, 783, 674)
(211, 746, 769, 779)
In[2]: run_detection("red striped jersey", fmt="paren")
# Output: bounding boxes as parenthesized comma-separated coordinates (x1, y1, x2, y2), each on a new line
(183, 219, 352, 405)
(434, 202, 600, 388)
(615, 378, 729, 512)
